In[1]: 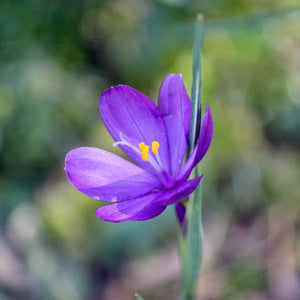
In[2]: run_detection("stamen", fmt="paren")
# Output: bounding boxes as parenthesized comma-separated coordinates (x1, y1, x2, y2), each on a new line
(139, 142, 150, 161)
(114, 133, 162, 172)
(151, 141, 159, 154)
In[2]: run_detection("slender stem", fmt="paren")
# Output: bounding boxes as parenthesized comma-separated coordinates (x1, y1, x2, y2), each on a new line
(179, 166, 203, 300)
(179, 14, 204, 300)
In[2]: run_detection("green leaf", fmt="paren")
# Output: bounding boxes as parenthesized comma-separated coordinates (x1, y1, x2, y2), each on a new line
(189, 14, 204, 150)
(186, 166, 203, 298)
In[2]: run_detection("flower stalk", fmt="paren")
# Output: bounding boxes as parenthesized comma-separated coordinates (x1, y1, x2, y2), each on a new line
(179, 15, 205, 300)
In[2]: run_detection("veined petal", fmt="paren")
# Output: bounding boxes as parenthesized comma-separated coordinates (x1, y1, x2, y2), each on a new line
(152, 176, 202, 206)
(94, 175, 202, 223)
(95, 193, 166, 222)
(179, 104, 213, 181)
(100, 85, 170, 174)
(65, 147, 161, 202)
(158, 74, 191, 175)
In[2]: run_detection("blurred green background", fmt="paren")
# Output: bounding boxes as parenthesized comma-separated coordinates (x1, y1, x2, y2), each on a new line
(0, 0, 299, 299)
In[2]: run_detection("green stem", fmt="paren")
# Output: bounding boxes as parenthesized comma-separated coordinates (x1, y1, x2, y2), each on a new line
(179, 14, 204, 300)
(179, 166, 203, 300)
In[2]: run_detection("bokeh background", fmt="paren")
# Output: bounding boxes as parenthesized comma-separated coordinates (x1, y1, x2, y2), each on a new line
(0, 0, 299, 299)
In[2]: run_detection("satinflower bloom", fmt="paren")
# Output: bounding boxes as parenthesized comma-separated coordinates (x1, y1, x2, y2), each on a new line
(64, 74, 213, 222)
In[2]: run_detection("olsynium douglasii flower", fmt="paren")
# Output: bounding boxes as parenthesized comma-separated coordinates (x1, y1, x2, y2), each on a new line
(64, 74, 213, 222)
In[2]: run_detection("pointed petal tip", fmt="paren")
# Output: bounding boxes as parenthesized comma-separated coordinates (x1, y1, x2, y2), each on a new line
(64, 147, 87, 164)
(100, 84, 132, 102)
(203, 103, 213, 130)
(99, 85, 120, 100)
(204, 102, 212, 113)
(94, 206, 122, 223)
(163, 73, 183, 81)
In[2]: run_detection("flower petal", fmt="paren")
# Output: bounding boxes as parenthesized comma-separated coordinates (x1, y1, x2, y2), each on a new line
(158, 74, 191, 175)
(100, 85, 170, 174)
(179, 104, 213, 181)
(95, 193, 166, 222)
(95, 176, 202, 222)
(194, 104, 213, 163)
(152, 176, 202, 206)
(65, 147, 161, 201)
(175, 202, 186, 226)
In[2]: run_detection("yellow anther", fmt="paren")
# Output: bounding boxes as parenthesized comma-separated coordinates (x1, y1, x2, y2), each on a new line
(151, 141, 160, 154)
(139, 142, 150, 161)
(139, 142, 147, 150)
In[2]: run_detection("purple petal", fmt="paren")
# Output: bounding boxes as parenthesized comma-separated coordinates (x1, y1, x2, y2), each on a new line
(152, 176, 202, 206)
(194, 104, 213, 163)
(175, 202, 186, 226)
(65, 147, 161, 201)
(94, 176, 202, 223)
(158, 74, 191, 175)
(100, 85, 170, 174)
(95, 193, 166, 222)
(179, 104, 213, 181)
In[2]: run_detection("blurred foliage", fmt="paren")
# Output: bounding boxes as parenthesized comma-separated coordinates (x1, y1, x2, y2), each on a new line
(0, 0, 300, 299)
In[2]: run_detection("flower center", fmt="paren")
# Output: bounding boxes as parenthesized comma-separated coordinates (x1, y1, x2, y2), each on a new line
(139, 141, 160, 161)
(113, 133, 175, 188)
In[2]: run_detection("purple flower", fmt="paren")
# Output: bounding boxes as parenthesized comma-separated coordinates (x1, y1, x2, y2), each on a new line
(64, 74, 213, 222)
